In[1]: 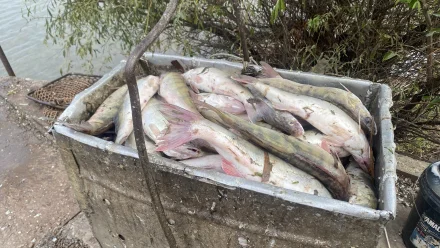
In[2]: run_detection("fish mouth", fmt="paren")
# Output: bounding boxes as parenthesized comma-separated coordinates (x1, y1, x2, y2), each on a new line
(355, 156, 374, 177)
(177, 146, 204, 158)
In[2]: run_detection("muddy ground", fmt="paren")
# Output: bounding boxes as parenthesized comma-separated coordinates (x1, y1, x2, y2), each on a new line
(0, 77, 81, 247)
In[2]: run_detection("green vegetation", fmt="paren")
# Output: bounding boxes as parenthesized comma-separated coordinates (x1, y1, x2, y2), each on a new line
(25, 0, 440, 160)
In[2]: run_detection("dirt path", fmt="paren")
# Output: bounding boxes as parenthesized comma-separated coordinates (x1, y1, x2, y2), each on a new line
(0, 97, 79, 247)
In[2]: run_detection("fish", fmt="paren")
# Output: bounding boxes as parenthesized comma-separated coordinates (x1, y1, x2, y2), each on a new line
(114, 76, 160, 144)
(236, 62, 377, 135)
(301, 130, 350, 158)
(155, 103, 332, 198)
(233, 80, 373, 176)
(247, 84, 304, 136)
(142, 97, 205, 160)
(159, 72, 216, 153)
(65, 85, 128, 135)
(254, 121, 280, 131)
(180, 155, 225, 173)
(190, 92, 245, 115)
(346, 159, 377, 209)
(195, 102, 350, 200)
(124, 131, 158, 154)
(159, 72, 200, 114)
(182, 67, 261, 122)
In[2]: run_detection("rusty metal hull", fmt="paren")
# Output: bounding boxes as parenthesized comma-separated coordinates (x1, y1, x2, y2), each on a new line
(53, 53, 396, 247)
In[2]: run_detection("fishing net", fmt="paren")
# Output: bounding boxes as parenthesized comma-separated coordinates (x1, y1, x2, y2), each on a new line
(28, 74, 100, 109)
(27, 74, 101, 124)
(42, 106, 62, 125)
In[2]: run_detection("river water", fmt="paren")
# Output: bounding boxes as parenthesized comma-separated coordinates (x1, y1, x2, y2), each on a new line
(0, 0, 126, 80)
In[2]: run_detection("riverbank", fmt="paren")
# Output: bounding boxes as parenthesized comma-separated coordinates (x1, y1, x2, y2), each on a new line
(0, 77, 99, 247)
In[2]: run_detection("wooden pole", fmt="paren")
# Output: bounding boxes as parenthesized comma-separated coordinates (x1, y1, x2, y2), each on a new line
(0, 46, 15, 76)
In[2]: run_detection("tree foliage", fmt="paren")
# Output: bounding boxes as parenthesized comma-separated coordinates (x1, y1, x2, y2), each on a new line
(26, 0, 440, 160)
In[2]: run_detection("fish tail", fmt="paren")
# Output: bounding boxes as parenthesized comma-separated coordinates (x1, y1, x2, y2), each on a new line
(64, 122, 94, 134)
(246, 98, 304, 136)
(155, 103, 201, 152)
(244, 103, 262, 123)
(221, 159, 243, 177)
(258, 61, 281, 78)
(246, 97, 270, 122)
(231, 75, 257, 84)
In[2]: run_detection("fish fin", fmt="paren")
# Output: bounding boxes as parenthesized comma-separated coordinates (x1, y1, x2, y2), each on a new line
(230, 75, 257, 85)
(259, 62, 282, 78)
(320, 140, 332, 154)
(244, 103, 262, 123)
(155, 104, 201, 151)
(248, 97, 273, 115)
(221, 159, 243, 177)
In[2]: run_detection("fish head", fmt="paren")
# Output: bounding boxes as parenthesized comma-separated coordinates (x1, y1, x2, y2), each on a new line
(287, 117, 305, 137)
(363, 117, 377, 135)
(344, 138, 374, 176)
(355, 155, 375, 177)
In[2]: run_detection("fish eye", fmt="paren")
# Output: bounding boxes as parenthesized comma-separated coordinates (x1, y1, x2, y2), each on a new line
(188, 148, 199, 153)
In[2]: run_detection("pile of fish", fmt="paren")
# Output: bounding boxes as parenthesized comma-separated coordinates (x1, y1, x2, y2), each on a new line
(66, 62, 378, 208)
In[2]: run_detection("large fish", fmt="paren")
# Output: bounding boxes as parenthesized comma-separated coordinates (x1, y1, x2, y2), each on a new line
(237, 62, 377, 135)
(114, 76, 160, 144)
(182, 67, 261, 122)
(233, 79, 373, 176)
(65, 85, 128, 135)
(158, 72, 216, 154)
(346, 160, 377, 209)
(247, 84, 304, 137)
(301, 130, 350, 158)
(190, 92, 245, 115)
(195, 102, 350, 200)
(155, 103, 332, 198)
(159, 72, 199, 114)
(142, 97, 204, 160)
(180, 155, 224, 173)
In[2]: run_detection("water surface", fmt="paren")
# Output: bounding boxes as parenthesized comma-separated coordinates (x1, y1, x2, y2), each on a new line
(0, 0, 125, 80)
